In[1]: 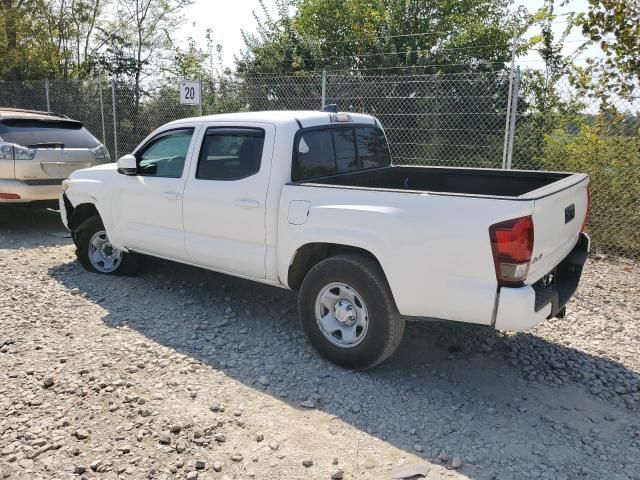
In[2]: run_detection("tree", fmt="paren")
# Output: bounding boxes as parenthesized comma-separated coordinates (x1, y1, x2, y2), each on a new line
(577, 0, 639, 100)
(237, 0, 519, 75)
(101, 0, 192, 97)
(236, 0, 521, 167)
(0, 0, 60, 79)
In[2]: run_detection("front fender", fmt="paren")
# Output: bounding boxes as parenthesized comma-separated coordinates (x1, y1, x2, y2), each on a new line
(64, 176, 123, 249)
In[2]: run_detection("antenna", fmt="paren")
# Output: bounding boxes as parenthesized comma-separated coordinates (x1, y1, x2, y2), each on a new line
(321, 104, 338, 113)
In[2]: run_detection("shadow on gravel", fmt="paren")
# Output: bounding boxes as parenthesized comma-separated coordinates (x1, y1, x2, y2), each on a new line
(48, 257, 640, 480)
(0, 205, 71, 249)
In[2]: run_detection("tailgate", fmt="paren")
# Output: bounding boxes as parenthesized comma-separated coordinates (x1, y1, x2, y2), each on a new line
(14, 149, 94, 181)
(527, 174, 590, 283)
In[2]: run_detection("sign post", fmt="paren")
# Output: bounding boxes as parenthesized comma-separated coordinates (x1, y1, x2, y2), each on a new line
(180, 80, 202, 115)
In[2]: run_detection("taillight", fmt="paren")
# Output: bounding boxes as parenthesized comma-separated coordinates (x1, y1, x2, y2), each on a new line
(0, 193, 21, 199)
(581, 186, 590, 232)
(0, 141, 36, 160)
(90, 144, 110, 160)
(489, 215, 534, 286)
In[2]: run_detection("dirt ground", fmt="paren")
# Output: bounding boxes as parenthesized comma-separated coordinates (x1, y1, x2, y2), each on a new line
(0, 206, 639, 480)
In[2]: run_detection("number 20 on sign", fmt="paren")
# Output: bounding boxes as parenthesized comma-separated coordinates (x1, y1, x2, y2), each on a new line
(180, 80, 201, 105)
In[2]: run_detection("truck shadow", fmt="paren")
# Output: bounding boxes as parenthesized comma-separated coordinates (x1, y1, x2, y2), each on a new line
(47, 256, 640, 479)
(0, 205, 71, 249)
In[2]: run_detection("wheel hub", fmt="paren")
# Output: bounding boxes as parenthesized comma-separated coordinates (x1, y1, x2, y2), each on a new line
(101, 243, 114, 257)
(314, 282, 369, 348)
(88, 230, 122, 273)
(334, 299, 356, 326)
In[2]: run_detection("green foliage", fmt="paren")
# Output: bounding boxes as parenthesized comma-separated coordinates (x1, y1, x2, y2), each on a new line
(0, 0, 60, 80)
(0, 0, 192, 84)
(536, 118, 640, 257)
(576, 0, 640, 101)
(238, 0, 519, 75)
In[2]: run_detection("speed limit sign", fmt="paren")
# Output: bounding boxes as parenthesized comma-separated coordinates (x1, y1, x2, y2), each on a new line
(180, 80, 201, 106)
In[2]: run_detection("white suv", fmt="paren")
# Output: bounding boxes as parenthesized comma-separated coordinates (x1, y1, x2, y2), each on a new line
(0, 108, 110, 203)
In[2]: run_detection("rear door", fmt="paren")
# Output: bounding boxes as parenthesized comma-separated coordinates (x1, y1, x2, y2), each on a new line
(0, 118, 105, 182)
(182, 123, 275, 279)
(527, 175, 590, 282)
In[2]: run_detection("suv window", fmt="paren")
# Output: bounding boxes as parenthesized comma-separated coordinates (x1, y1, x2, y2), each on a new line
(197, 128, 265, 180)
(0, 119, 100, 149)
(293, 126, 390, 181)
(136, 128, 194, 178)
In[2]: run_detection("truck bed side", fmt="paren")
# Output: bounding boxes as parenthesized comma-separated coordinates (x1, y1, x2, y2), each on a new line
(278, 184, 535, 325)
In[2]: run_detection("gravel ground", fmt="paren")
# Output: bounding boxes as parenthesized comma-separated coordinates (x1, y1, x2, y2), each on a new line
(1, 206, 639, 480)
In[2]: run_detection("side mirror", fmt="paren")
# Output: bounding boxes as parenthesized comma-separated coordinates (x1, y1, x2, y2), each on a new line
(117, 154, 137, 175)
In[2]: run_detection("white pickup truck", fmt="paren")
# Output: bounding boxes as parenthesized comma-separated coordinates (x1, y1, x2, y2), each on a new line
(60, 109, 590, 369)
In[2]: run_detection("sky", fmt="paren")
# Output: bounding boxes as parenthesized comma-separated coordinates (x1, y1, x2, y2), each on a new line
(176, 0, 600, 71)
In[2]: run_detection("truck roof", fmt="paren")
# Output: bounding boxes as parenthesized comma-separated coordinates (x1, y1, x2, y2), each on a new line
(167, 110, 378, 129)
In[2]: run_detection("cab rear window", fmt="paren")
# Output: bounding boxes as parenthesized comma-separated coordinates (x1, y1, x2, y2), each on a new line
(293, 126, 390, 181)
(0, 119, 100, 149)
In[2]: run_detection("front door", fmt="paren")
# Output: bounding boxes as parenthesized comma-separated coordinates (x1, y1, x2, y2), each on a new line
(182, 123, 274, 279)
(112, 126, 198, 260)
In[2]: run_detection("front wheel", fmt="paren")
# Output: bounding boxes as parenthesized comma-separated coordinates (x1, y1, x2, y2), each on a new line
(76, 217, 139, 275)
(298, 254, 405, 370)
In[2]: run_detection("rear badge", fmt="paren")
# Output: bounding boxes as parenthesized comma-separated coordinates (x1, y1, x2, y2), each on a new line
(531, 253, 543, 264)
(565, 204, 575, 223)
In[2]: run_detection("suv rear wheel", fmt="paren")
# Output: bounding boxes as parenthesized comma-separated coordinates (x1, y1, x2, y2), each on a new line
(298, 254, 405, 370)
(76, 216, 139, 275)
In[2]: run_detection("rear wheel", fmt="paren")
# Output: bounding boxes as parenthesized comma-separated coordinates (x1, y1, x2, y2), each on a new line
(76, 217, 139, 275)
(298, 254, 405, 370)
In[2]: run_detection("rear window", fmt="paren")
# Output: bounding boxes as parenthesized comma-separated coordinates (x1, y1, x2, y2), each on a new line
(293, 126, 390, 181)
(0, 119, 100, 149)
(356, 127, 391, 168)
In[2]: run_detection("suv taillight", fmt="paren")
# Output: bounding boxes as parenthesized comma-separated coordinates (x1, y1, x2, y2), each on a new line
(489, 215, 534, 286)
(90, 144, 110, 160)
(581, 186, 590, 232)
(0, 141, 36, 160)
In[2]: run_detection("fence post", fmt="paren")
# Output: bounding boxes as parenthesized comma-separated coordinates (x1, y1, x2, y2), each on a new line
(98, 71, 106, 146)
(505, 66, 521, 170)
(321, 70, 327, 108)
(110, 79, 118, 160)
(45, 78, 51, 112)
(502, 24, 519, 169)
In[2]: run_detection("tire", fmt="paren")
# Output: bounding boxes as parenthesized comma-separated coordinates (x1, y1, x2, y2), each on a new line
(75, 216, 140, 276)
(298, 254, 405, 370)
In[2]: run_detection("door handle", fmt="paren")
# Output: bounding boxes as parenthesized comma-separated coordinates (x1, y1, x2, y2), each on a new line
(234, 198, 260, 209)
(162, 191, 182, 201)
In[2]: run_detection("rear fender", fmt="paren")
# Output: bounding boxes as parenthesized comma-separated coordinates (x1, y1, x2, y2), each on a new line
(279, 225, 391, 290)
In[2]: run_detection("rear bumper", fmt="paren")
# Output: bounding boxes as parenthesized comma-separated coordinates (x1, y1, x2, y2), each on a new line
(494, 233, 590, 331)
(0, 179, 63, 203)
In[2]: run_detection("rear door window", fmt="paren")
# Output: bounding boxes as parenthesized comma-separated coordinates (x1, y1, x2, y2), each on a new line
(197, 128, 265, 180)
(0, 119, 100, 149)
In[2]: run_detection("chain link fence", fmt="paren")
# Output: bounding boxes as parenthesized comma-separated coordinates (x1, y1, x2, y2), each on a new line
(1, 71, 638, 259)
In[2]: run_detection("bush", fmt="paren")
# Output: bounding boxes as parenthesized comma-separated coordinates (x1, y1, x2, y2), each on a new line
(536, 119, 640, 257)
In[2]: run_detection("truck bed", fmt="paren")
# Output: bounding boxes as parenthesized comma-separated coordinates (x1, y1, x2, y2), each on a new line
(298, 166, 572, 198)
